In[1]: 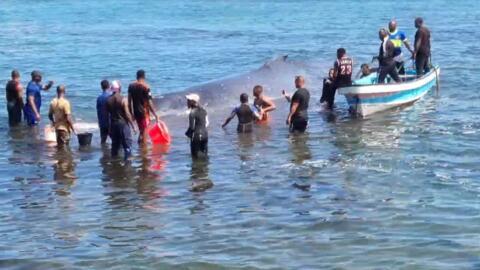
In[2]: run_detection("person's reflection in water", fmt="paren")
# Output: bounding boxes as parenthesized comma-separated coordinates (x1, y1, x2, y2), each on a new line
(237, 132, 255, 162)
(136, 144, 168, 207)
(289, 133, 313, 191)
(189, 157, 212, 213)
(52, 147, 77, 196)
(190, 157, 213, 192)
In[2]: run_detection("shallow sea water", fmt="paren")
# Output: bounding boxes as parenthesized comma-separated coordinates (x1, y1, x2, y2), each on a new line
(0, 0, 480, 269)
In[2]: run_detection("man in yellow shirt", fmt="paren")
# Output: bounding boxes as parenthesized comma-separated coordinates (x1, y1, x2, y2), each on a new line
(48, 85, 75, 147)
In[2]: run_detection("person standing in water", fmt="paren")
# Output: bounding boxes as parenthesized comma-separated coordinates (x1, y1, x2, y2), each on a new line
(185, 94, 209, 159)
(24, 70, 54, 126)
(107, 80, 136, 160)
(282, 76, 310, 133)
(48, 85, 75, 147)
(320, 68, 335, 105)
(97, 80, 111, 144)
(5, 70, 24, 127)
(128, 69, 159, 144)
(222, 93, 260, 133)
(413, 17, 431, 77)
(329, 48, 353, 110)
(388, 19, 414, 74)
(378, 28, 401, 83)
(252, 85, 276, 122)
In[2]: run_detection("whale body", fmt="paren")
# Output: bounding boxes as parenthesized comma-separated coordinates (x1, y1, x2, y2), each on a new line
(154, 56, 321, 115)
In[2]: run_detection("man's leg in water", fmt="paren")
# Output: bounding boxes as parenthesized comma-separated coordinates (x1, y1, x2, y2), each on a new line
(110, 124, 121, 157)
(121, 123, 133, 159)
(135, 116, 148, 144)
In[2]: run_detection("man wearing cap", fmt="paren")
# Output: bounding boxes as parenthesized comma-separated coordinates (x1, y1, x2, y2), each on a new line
(388, 20, 414, 74)
(107, 80, 136, 160)
(24, 70, 54, 126)
(128, 70, 159, 144)
(185, 94, 209, 159)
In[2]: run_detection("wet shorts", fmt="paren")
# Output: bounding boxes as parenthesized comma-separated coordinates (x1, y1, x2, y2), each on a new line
(290, 117, 308, 133)
(135, 116, 150, 131)
(56, 129, 71, 146)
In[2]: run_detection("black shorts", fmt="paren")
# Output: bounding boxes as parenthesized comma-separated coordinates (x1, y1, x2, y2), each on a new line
(191, 137, 208, 158)
(7, 101, 23, 127)
(290, 117, 308, 133)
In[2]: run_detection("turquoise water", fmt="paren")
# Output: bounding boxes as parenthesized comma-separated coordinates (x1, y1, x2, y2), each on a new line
(1, 1, 480, 269)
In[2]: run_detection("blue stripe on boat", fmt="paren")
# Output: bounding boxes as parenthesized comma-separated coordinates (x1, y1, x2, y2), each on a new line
(346, 77, 435, 105)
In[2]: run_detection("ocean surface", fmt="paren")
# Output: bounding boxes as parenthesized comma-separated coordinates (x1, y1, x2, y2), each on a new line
(1, 0, 479, 269)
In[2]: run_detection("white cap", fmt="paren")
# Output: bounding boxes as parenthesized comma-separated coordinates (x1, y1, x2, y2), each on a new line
(185, 93, 200, 103)
(111, 80, 121, 92)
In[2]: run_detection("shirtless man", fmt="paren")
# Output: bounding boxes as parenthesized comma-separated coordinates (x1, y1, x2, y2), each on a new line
(252, 85, 276, 122)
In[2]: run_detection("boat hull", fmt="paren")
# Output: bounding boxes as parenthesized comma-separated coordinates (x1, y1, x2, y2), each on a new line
(338, 67, 440, 116)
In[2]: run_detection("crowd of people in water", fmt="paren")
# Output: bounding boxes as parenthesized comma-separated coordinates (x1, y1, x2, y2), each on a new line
(4, 18, 431, 161)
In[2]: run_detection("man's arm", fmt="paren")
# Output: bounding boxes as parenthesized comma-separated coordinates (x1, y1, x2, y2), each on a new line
(123, 98, 136, 131)
(404, 40, 414, 55)
(262, 97, 276, 113)
(128, 88, 134, 117)
(414, 31, 422, 58)
(42, 81, 54, 91)
(222, 111, 236, 128)
(16, 83, 24, 104)
(147, 98, 159, 122)
(332, 61, 339, 80)
(185, 112, 195, 138)
(65, 102, 75, 133)
(48, 104, 54, 124)
(282, 90, 291, 102)
(286, 102, 299, 125)
(29, 95, 41, 120)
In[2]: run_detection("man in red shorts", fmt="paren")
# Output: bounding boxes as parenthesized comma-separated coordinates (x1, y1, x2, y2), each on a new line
(128, 70, 159, 144)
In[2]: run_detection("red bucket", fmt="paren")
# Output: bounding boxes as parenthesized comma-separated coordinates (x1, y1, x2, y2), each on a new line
(148, 121, 171, 145)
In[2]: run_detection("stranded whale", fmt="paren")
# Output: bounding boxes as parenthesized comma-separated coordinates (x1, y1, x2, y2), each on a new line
(153, 56, 321, 115)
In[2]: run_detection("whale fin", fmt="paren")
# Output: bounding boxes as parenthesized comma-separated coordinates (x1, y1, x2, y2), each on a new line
(262, 55, 289, 69)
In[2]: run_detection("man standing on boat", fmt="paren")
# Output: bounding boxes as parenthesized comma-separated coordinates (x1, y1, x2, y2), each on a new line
(378, 29, 401, 83)
(388, 20, 414, 74)
(413, 17, 431, 77)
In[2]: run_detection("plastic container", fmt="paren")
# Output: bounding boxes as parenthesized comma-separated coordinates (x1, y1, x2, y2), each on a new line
(77, 132, 93, 146)
(148, 121, 171, 145)
(44, 125, 57, 142)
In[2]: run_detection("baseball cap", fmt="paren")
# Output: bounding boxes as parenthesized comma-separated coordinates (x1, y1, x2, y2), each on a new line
(185, 93, 200, 103)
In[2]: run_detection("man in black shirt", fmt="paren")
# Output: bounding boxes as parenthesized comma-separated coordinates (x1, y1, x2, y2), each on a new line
(378, 28, 401, 83)
(185, 94, 209, 159)
(413, 17, 431, 77)
(329, 48, 353, 109)
(5, 70, 24, 127)
(283, 76, 310, 133)
(128, 70, 159, 144)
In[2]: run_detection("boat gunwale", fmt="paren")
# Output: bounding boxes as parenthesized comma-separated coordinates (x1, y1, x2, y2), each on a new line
(338, 66, 440, 95)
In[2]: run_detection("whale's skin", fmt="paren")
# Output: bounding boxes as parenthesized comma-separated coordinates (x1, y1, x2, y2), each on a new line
(153, 56, 320, 114)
